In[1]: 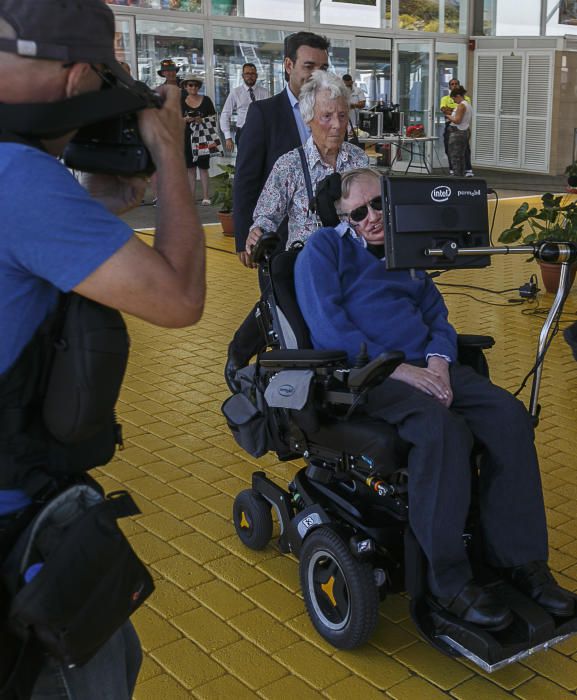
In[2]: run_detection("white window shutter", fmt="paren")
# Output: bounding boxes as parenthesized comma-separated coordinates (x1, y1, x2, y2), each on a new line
(522, 53, 553, 172)
(473, 53, 498, 166)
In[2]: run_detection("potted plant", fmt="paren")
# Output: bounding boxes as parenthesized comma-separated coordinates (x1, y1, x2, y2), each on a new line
(565, 161, 577, 190)
(212, 163, 235, 237)
(498, 193, 577, 292)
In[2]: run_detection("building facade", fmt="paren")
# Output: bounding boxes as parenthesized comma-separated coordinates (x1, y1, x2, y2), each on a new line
(108, 0, 577, 173)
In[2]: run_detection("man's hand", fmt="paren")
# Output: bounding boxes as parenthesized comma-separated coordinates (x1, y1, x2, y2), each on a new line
(137, 85, 185, 166)
(225, 138, 235, 152)
(427, 356, 453, 407)
(79, 173, 147, 215)
(390, 361, 452, 407)
(238, 251, 256, 269)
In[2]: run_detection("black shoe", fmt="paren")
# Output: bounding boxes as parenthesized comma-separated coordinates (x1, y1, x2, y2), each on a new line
(224, 345, 245, 393)
(433, 581, 513, 631)
(505, 561, 575, 617)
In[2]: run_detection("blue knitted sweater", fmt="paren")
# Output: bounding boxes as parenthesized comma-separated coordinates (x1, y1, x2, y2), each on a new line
(294, 227, 457, 364)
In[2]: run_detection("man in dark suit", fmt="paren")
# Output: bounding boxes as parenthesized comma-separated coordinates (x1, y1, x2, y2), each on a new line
(226, 32, 330, 388)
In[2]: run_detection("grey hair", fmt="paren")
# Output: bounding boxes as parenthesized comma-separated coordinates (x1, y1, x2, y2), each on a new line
(299, 70, 350, 125)
(339, 167, 381, 203)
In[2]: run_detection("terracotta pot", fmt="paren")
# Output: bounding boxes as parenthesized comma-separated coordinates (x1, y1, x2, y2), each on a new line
(538, 261, 577, 294)
(218, 211, 235, 237)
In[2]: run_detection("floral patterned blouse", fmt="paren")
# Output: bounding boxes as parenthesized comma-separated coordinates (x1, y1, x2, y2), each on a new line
(251, 136, 369, 248)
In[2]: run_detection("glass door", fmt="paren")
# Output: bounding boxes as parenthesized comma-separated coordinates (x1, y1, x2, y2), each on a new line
(113, 14, 136, 76)
(354, 36, 392, 111)
(393, 40, 434, 171)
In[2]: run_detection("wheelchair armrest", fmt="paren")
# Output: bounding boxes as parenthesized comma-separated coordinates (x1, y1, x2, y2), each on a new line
(347, 351, 405, 392)
(259, 349, 348, 370)
(457, 334, 495, 350)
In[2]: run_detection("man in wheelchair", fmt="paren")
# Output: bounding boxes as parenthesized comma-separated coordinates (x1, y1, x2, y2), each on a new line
(293, 167, 574, 631)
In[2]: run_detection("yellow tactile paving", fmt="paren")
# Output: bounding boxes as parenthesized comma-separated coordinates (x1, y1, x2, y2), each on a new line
(106, 211, 577, 698)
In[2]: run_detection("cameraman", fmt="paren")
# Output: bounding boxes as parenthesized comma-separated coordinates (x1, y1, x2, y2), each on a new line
(0, 0, 205, 697)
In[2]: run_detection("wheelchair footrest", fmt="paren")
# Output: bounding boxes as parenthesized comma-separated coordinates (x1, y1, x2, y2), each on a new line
(412, 583, 577, 672)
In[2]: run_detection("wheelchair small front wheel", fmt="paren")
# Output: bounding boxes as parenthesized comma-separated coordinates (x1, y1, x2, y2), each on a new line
(299, 527, 379, 649)
(233, 489, 273, 550)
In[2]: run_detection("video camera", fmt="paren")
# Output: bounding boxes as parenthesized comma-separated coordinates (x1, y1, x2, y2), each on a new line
(63, 79, 162, 176)
(0, 76, 162, 177)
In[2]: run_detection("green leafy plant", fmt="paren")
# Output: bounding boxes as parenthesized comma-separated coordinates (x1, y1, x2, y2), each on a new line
(498, 193, 577, 245)
(211, 163, 235, 213)
(565, 162, 577, 187)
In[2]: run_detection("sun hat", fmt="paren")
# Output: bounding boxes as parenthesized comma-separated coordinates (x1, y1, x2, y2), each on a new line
(180, 73, 204, 86)
(157, 58, 180, 77)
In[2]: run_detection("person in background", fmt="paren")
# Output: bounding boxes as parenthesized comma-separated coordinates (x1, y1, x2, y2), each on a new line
(219, 63, 269, 152)
(440, 78, 473, 176)
(181, 73, 215, 205)
(157, 58, 180, 87)
(445, 85, 473, 178)
(342, 73, 365, 130)
(294, 166, 574, 630)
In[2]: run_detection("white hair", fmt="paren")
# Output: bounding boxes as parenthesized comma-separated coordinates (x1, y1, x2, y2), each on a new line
(299, 70, 350, 125)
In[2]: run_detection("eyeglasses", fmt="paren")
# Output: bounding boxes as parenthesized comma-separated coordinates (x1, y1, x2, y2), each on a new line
(347, 196, 383, 223)
(185, 82, 201, 88)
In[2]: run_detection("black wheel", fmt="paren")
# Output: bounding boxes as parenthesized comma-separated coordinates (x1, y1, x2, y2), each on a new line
(233, 489, 273, 550)
(299, 527, 379, 649)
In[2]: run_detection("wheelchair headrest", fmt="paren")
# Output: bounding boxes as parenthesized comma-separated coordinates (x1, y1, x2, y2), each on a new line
(314, 173, 341, 228)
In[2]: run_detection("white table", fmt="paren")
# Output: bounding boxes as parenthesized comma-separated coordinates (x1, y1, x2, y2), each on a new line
(359, 135, 439, 174)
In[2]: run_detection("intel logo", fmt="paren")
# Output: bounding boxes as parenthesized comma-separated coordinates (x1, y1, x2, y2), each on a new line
(431, 186, 451, 203)
(279, 384, 295, 397)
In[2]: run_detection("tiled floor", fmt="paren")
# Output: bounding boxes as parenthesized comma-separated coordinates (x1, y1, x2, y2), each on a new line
(103, 211, 577, 699)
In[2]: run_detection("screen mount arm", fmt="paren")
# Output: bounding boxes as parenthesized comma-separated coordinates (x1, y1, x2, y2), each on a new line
(424, 241, 577, 422)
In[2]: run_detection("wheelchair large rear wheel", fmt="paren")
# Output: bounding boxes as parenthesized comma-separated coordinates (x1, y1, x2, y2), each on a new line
(299, 527, 379, 649)
(233, 489, 273, 550)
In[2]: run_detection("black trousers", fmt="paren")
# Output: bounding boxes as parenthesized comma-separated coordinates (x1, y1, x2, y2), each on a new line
(235, 128, 242, 146)
(364, 363, 548, 598)
(443, 121, 472, 172)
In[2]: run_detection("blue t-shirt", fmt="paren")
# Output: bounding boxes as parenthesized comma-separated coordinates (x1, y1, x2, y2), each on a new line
(0, 144, 134, 514)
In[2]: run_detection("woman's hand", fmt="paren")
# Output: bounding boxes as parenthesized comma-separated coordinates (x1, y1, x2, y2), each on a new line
(246, 226, 263, 256)
(390, 361, 453, 407)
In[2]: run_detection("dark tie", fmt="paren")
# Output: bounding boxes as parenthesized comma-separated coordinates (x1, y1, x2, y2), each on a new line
(248, 87, 255, 103)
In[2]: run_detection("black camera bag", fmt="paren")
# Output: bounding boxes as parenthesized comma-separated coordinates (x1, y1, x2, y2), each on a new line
(42, 293, 129, 444)
(2, 485, 153, 670)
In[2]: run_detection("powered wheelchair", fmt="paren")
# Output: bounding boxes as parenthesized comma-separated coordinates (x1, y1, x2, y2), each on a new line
(223, 231, 577, 673)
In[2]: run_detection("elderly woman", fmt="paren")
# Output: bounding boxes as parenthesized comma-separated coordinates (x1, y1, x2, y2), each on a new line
(245, 70, 368, 254)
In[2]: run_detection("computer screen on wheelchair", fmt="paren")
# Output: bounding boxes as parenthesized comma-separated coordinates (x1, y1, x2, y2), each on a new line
(382, 175, 491, 271)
